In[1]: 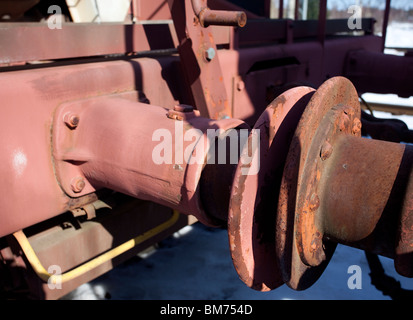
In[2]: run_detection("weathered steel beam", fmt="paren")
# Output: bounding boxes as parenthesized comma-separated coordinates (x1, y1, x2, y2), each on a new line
(345, 50, 413, 98)
(0, 22, 176, 65)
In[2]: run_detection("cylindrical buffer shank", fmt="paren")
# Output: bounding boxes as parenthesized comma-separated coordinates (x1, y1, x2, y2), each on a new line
(52, 97, 247, 226)
(320, 136, 413, 277)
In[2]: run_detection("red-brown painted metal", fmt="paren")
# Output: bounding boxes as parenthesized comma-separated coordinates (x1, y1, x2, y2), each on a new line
(361, 110, 413, 143)
(168, 0, 237, 120)
(0, 23, 177, 65)
(0, 24, 383, 239)
(52, 95, 246, 226)
(1, 0, 413, 300)
(0, 56, 185, 238)
(191, 0, 246, 27)
(345, 50, 413, 98)
(130, 0, 172, 21)
(130, 0, 259, 22)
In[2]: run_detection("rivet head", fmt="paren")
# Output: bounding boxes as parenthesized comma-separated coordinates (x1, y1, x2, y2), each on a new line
(320, 141, 333, 161)
(309, 193, 320, 211)
(310, 231, 323, 253)
(338, 113, 350, 132)
(71, 177, 85, 193)
(204, 47, 216, 62)
(352, 118, 362, 135)
(63, 112, 80, 129)
(167, 110, 183, 121)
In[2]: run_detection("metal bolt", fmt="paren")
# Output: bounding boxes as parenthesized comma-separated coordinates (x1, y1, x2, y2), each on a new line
(338, 113, 350, 132)
(310, 231, 323, 252)
(193, 16, 200, 26)
(167, 111, 183, 121)
(63, 112, 80, 129)
(236, 81, 245, 91)
(204, 47, 216, 62)
(352, 118, 362, 135)
(342, 106, 355, 117)
(320, 141, 333, 161)
(71, 177, 85, 193)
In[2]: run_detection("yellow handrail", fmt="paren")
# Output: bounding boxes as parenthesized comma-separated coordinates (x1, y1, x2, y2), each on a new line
(13, 210, 181, 285)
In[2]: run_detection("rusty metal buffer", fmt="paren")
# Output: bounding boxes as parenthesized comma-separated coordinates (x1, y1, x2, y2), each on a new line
(229, 77, 413, 291)
(0, 0, 412, 298)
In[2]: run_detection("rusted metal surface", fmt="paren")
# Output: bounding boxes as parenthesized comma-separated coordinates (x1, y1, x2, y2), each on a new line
(191, 0, 246, 27)
(321, 137, 404, 244)
(395, 146, 413, 277)
(228, 75, 413, 291)
(312, 134, 413, 279)
(274, 77, 413, 289)
(1, 0, 413, 299)
(199, 8, 246, 27)
(0, 29, 383, 239)
(228, 86, 314, 291)
(276, 77, 360, 290)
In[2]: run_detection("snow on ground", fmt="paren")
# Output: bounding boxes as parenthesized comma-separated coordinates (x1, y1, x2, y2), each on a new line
(62, 22, 413, 300)
(385, 22, 413, 49)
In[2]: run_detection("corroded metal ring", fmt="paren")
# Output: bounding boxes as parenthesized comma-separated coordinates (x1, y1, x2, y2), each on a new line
(276, 77, 361, 290)
(228, 86, 315, 291)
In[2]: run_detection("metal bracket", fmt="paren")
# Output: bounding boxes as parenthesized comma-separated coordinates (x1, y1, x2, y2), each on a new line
(168, 0, 246, 120)
(52, 99, 97, 198)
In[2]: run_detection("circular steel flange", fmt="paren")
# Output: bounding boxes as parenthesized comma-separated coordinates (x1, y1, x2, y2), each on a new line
(276, 77, 361, 290)
(228, 86, 315, 291)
